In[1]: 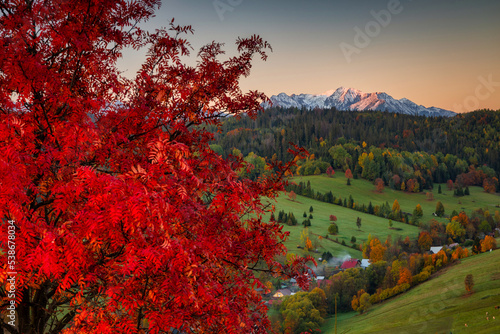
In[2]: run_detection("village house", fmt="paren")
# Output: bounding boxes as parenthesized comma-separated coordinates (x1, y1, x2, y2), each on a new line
(273, 289, 292, 298)
(430, 246, 443, 254)
(340, 259, 361, 270)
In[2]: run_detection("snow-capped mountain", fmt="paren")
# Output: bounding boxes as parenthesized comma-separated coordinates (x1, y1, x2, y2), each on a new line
(267, 87, 455, 117)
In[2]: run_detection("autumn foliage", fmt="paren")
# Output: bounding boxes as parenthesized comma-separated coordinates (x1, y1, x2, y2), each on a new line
(326, 166, 335, 177)
(481, 236, 497, 252)
(351, 289, 370, 314)
(374, 178, 384, 193)
(418, 231, 432, 252)
(0, 1, 313, 333)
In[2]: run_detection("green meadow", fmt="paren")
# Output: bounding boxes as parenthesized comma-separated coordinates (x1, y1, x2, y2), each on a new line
(268, 193, 420, 260)
(323, 249, 500, 333)
(292, 173, 500, 224)
(266, 172, 499, 261)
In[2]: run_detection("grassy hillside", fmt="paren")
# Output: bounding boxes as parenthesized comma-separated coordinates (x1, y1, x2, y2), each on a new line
(268, 192, 420, 260)
(322, 250, 500, 334)
(292, 174, 500, 225)
(269, 173, 499, 261)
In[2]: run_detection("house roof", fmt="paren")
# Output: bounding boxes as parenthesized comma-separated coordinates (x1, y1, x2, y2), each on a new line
(341, 259, 359, 270)
(430, 246, 443, 254)
(274, 289, 292, 297)
(360, 259, 370, 268)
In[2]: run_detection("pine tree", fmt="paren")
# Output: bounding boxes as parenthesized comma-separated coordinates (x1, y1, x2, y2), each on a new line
(278, 210, 284, 223)
(348, 195, 354, 208)
(435, 201, 445, 217)
(368, 201, 374, 214)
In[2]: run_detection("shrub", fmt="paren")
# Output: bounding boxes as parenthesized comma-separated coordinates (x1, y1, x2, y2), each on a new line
(465, 274, 474, 293)
(328, 223, 338, 235)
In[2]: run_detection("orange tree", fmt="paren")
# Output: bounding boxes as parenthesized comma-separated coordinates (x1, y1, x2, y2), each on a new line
(481, 236, 497, 252)
(0, 1, 312, 333)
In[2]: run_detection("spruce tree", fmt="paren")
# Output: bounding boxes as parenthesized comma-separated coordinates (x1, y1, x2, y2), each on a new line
(368, 201, 374, 214)
(435, 201, 445, 217)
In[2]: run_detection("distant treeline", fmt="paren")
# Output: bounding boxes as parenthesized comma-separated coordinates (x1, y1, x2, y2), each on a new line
(211, 108, 500, 192)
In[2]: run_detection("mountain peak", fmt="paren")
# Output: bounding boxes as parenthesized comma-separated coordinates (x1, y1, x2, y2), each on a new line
(269, 87, 455, 117)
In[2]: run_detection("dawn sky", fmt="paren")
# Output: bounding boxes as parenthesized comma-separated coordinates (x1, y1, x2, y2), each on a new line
(120, 0, 500, 113)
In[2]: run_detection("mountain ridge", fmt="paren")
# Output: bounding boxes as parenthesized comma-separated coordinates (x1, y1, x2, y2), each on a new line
(267, 87, 456, 117)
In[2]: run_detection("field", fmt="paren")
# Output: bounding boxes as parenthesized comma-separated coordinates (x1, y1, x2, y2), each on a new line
(322, 249, 500, 333)
(268, 193, 420, 260)
(269, 173, 499, 261)
(292, 173, 500, 225)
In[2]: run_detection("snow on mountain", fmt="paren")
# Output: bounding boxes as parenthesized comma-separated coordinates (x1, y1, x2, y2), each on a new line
(267, 87, 455, 117)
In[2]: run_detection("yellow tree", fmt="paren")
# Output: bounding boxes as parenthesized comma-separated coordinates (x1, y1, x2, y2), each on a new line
(351, 289, 370, 314)
(446, 220, 466, 241)
(369, 238, 386, 263)
(392, 199, 400, 212)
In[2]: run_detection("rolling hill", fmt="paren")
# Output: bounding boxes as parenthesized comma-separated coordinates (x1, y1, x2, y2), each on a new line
(323, 249, 500, 333)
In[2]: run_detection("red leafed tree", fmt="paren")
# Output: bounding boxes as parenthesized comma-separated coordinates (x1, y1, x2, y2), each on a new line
(374, 178, 384, 193)
(345, 169, 353, 179)
(326, 166, 335, 177)
(288, 190, 297, 201)
(0, 1, 313, 333)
